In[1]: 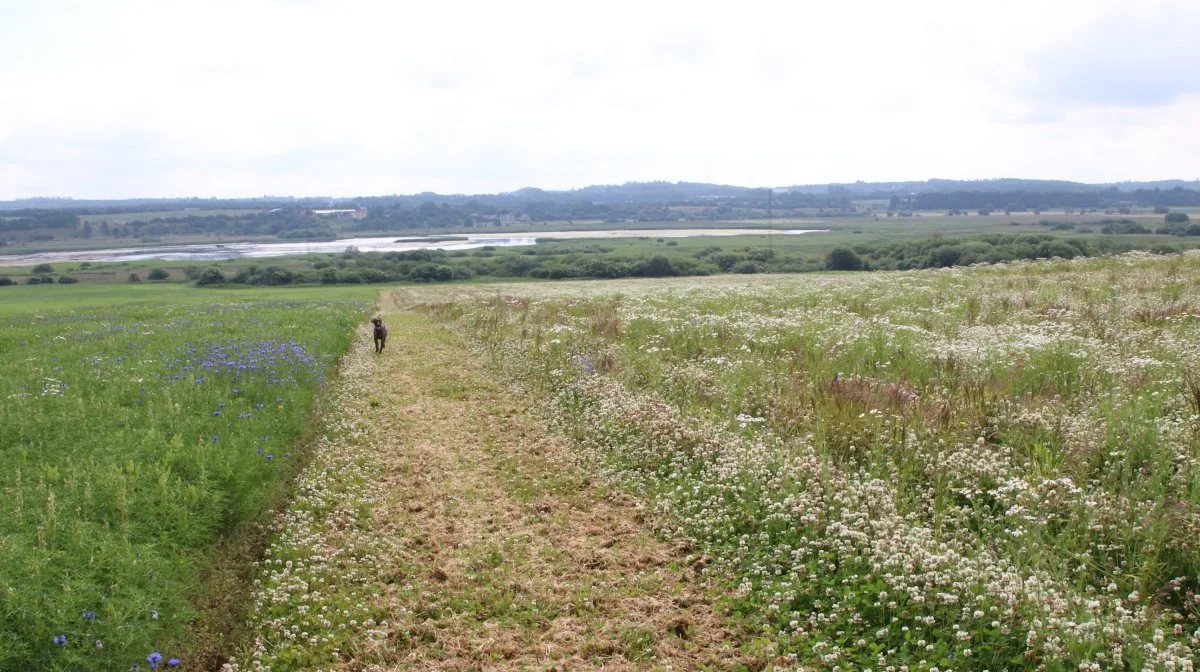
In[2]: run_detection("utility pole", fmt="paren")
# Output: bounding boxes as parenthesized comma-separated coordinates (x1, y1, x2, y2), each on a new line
(767, 188, 774, 256)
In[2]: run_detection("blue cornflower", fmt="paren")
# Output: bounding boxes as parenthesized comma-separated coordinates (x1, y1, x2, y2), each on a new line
(212, 410, 221, 416)
(82, 609, 96, 620)
(53, 634, 67, 645)
(212, 435, 219, 443)
(232, 388, 240, 394)
(148, 651, 163, 669)
(266, 454, 273, 461)
(256, 402, 264, 409)
(167, 658, 180, 667)
(194, 377, 204, 384)
(218, 402, 225, 407)
(257, 448, 263, 454)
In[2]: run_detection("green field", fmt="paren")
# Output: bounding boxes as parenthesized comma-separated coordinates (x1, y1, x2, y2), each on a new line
(0, 284, 374, 671)
(412, 252, 1200, 670)
(78, 209, 265, 225)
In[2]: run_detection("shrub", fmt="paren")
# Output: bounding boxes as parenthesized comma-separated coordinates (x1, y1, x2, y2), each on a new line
(147, 268, 170, 281)
(196, 268, 226, 285)
(31, 263, 53, 274)
(1165, 212, 1191, 224)
(57, 275, 79, 284)
(0, 277, 13, 286)
(826, 247, 864, 271)
(732, 260, 763, 274)
(409, 263, 454, 283)
(128, 273, 141, 282)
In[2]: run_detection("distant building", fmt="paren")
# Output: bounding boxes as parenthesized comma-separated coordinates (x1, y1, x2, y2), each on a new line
(310, 208, 368, 220)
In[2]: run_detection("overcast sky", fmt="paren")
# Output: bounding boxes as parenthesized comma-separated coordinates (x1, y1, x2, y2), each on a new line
(1, 0, 1198, 199)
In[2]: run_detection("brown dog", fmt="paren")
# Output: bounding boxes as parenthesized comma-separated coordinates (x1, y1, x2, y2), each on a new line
(371, 317, 388, 353)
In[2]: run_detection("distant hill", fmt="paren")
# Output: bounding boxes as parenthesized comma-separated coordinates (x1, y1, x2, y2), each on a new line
(779, 178, 1200, 195)
(3, 178, 1200, 211)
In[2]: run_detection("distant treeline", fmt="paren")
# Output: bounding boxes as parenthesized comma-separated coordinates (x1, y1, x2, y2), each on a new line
(4, 185, 1199, 245)
(0, 212, 80, 231)
(895, 187, 1200, 212)
(173, 233, 1184, 288)
(827, 233, 1171, 272)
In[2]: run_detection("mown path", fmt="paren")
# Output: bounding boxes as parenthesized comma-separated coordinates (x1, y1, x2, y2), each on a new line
(352, 293, 752, 671)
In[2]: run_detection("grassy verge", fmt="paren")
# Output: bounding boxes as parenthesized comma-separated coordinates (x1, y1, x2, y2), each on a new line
(417, 252, 1200, 670)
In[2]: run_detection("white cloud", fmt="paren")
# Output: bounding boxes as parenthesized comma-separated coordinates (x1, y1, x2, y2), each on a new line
(0, 0, 1198, 198)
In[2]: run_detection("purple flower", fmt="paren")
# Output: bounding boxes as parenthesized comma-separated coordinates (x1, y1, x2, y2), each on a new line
(82, 609, 97, 620)
(218, 402, 225, 408)
(53, 634, 67, 645)
(212, 410, 221, 416)
(265, 454, 273, 461)
(148, 651, 163, 669)
(168, 658, 181, 667)
(212, 435, 219, 443)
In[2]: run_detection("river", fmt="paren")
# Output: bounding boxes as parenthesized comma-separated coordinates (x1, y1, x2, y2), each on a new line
(0, 229, 826, 266)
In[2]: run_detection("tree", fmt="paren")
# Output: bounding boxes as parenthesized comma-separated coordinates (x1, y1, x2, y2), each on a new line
(31, 263, 53, 274)
(147, 268, 170, 281)
(1165, 212, 1190, 224)
(826, 247, 864, 271)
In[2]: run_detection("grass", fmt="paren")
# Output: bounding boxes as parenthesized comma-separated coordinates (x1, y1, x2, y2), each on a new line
(0, 283, 374, 671)
(414, 252, 1200, 670)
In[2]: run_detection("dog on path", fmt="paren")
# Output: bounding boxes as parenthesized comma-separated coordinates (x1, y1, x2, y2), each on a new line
(371, 316, 388, 353)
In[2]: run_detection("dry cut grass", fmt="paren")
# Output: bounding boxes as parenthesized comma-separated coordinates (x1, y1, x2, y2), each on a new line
(354, 297, 760, 670)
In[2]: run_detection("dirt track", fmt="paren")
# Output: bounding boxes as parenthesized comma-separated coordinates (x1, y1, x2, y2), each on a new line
(352, 292, 752, 671)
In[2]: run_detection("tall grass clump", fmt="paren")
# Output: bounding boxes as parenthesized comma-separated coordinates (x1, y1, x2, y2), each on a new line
(0, 284, 369, 670)
(421, 251, 1200, 670)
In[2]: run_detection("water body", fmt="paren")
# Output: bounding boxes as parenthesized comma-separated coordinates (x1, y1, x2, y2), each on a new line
(0, 229, 826, 266)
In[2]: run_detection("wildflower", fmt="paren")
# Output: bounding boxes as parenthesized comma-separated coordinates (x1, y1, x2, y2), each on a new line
(82, 609, 97, 620)
(53, 634, 67, 645)
(148, 651, 163, 668)
(95, 639, 103, 650)
(266, 454, 274, 461)
(168, 658, 181, 667)
(150, 609, 159, 620)
(212, 435, 219, 443)
(212, 410, 221, 416)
